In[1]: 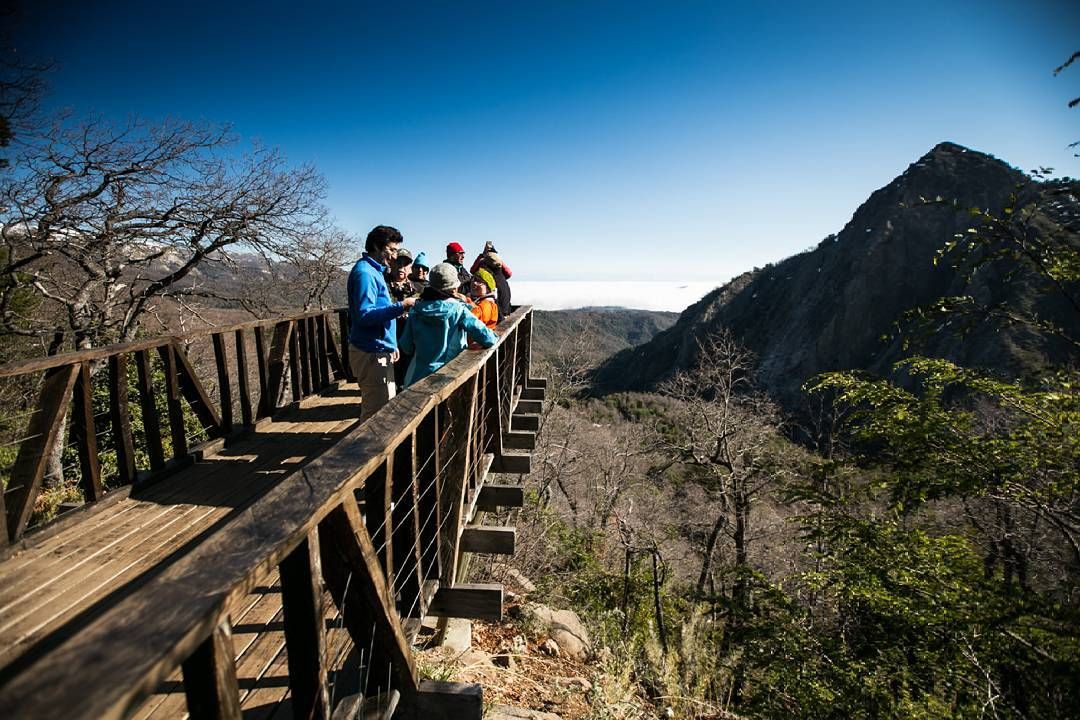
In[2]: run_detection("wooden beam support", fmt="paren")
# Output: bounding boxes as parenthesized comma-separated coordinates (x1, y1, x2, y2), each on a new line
(520, 386, 545, 402)
(5, 363, 79, 540)
(211, 333, 233, 435)
(510, 413, 539, 433)
(109, 354, 137, 485)
(288, 320, 302, 403)
(460, 526, 516, 555)
(279, 532, 330, 720)
(401, 680, 483, 720)
(171, 343, 223, 438)
(134, 349, 165, 471)
(233, 330, 253, 428)
(258, 320, 293, 420)
(391, 433, 424, 617)
(70, 362, 103, 503)
(157, 344, 188, 459)
(526, 377, 548, 389)
(338, 310, 352, 381)
(492, 451, 530, 475)
(180, 619, 242, 720)
(415, 409, 440, 587)
(253, 325, 269, 403)
(318, 501, 418, 693)
(426, 583, 503, 622)
(474, 484, 525, 512)
(438, 378, 477, 585)
(514, 399, 542, 415)
(501, 430, 536, 450)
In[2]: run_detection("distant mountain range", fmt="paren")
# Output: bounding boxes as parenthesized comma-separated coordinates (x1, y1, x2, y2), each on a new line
(593, 142, 1079, 410)
(532, 307, 678, 366)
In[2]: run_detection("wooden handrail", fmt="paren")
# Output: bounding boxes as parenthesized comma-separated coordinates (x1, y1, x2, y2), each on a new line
(0, 305, 540, 720)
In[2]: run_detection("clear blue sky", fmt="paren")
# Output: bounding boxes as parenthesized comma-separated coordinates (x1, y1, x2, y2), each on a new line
(15, 0, 1080, 282)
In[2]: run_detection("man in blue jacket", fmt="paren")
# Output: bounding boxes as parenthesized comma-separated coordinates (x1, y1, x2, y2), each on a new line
(347, 225, 417, 421)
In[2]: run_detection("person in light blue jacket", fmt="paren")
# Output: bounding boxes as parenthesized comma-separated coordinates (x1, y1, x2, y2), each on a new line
(399, 263, 498, 386)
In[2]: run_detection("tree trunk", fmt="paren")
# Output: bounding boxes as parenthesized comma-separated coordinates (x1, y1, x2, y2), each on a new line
(696, 513, 725, 596)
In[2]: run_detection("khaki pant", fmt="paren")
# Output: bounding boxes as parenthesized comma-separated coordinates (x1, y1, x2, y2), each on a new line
(349, 346, 397, 422)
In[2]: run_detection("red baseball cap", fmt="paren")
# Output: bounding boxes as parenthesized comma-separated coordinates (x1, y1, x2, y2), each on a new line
(446, 242, 464, 254)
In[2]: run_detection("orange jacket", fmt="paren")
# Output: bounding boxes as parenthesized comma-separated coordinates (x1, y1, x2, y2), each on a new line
(470, 297, 499, 330)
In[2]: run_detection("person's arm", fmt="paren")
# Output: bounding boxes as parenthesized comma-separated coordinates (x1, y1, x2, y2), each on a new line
(462, 308, 498, 347)
(500, 261, 512, 279)
(351, 271, 406, 326)
(469, 255, 484, 274)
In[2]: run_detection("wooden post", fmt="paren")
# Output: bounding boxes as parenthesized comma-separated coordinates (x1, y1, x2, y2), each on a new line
(307, 316, 322, 391)
(289, 320, 303, 403)
(415, 408, 440, 587)
(253, 325, 269, 403)
(391, 433, 424, 617)
(181, 619, 242, 720)
(70, 362, 103, 502)
(279, 532, 330, 720)
(5, 364, 79, 540)
(258, 320, 293, 420)
(318, 501, 418, 694)
(298, 317, 312, 397)
(132, 349, 165, 472)
(233, 330, 253, 428)
(317, 314, 331, 390)
(324, 314, 346, 380)
(338, 310, 352, 381)
(110, 354, 137, 486)
(211, 333, 233, 436)
(157, 344, 188, 459)
(365, 459, 393, 581)
(438, 378, 477, 586)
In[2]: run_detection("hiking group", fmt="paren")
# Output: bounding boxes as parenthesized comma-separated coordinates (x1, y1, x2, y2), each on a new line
(346, 224, 513, 421)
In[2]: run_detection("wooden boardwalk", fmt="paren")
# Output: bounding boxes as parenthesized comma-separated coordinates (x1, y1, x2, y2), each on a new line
(0, 385, 365, 717)
(0, 306, 541, 720)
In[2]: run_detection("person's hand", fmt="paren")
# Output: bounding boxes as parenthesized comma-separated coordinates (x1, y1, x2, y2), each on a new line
(391, 349, 400, 363)
(484, 241, 495, 252)
(402, 296, 417, 309)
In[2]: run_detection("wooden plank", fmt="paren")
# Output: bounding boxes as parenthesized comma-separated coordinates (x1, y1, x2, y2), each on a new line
(324, 314, 345, 381)
(308, 316, 322, 391)
(426, 584, 503, 622)
(318, 501, 418, 693)
(483, 353, 504, 459)
(438, 378, 477, 586)
(526, 377, 547, 389)
(402, 680, 483, 720)
(338, 310, 351, 381)
(298, 317, 312, 397)
(170, 342, 223, 437)
(212, 334, 233, 435)
(492, 452, 530, 475)
(234, 330, 253, 428)
(514, 399, 542, 415)
(156, 344, 188, 459)
(459, 526, 516, 555)
(391, 433, 423, 618)
(475, 485, 524, 513)
(501, 430, 536, 450)
(520, 387, 545, 402)
(258, 321, 293, 420)
(253, 326, 269, 404)
(414, 409, 440, 589)
(4, 365, 79, 540)
(316, 314, 331, 390)
(181, 619, 242, 720)
(109, 354, 137, 486)
(278, 532, 330, 720)
(134, 350, 166, 472)
(510, 413, 539, 433)
(70, 362, 103, 503)
(289, 320, 302, 404)
(364, 459, 392, 580)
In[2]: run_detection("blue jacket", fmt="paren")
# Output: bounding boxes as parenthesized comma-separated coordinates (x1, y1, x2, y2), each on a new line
(399, 298, 498, 386)
(347, 254, 406, 352)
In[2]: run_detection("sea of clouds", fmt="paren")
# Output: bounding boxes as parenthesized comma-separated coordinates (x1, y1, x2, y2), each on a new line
(511, 280, 717, 312)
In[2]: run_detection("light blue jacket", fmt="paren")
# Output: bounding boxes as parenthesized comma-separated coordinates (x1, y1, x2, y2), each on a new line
(399, 298, 498, 386)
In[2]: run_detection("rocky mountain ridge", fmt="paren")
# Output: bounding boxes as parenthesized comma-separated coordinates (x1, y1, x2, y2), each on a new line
(594, 142, 1079, 409)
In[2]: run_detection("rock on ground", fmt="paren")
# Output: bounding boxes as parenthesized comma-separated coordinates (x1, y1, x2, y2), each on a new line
(524, 604, 592, 661)
(486, 706, 563, 720)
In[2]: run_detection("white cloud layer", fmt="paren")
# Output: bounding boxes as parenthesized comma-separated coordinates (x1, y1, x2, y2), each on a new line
(511, 281, 716, 312)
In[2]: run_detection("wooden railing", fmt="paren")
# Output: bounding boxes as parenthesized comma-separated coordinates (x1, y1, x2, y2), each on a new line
(0, 305, 543, 719)
(0, 307, 351, 546)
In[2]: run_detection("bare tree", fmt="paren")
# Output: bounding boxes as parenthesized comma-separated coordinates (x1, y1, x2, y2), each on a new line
(0, 115, 328, 352)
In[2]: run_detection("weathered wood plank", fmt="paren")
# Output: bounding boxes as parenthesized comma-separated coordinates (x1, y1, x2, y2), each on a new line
(514, 399, 542, 415)
(492, 451, 530, 475)
(438, 378, 477, 585)
(510, 413, 539, 433)
(211, 334, 233, 436)
(157, 344, 188, 459)
(70, 362, 103, 503)
(501, 430, 536, 450)
(391, 433, 423, 617)
(318, 501, 418, 693)
(233, 330, 253, 428)
(474, 484, 525, 513)
(460, 526, 516, 555)
(258, 321, 293, 420)
(426, 584, 503, 622)
(324, 314, 346, 381)
(307, 316, 322, 391)
(180, 619, 242, 720)
(483, 353, 504, 459)
(253, 326, 269, 404)
(338, 310, 352, 381)
(279, 532, 330, 720)
(170, 342, 223, 437)
(5, 364, 79, 540)
(526, 377, 547, 389)
(109, 354, 137, 485)
(520, 387, 545, 402)
(134, 350, 166, 472)
(401, 679, 483, 720)
(365, 458, 392, 580)
(298, 317, 312, 397)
